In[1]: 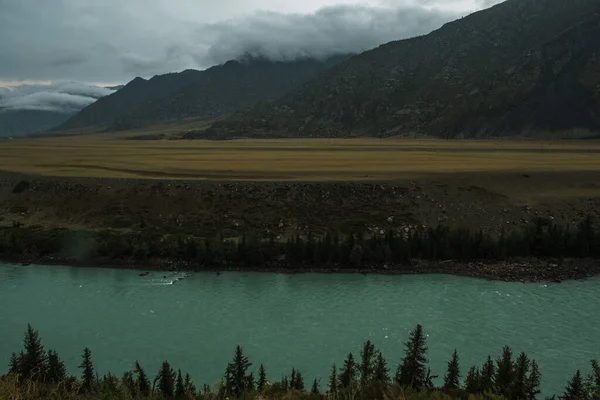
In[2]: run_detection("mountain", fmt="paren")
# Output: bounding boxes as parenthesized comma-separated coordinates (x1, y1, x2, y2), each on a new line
(208, 0, 600, 138)
(0, 110, 74, 137)
(54, 55, 351, 132)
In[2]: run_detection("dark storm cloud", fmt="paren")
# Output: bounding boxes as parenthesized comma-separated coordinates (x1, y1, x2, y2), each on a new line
(0, 0, 474, 83)
(0, 82, 114, 113)
(199, 5, 460, 65)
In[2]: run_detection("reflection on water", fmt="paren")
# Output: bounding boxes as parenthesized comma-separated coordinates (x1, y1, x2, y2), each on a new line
(0, 263, 598, 396)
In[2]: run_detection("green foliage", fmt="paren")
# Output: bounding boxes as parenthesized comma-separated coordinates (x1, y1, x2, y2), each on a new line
(397, 324, 430, 389)
(359, 340, 376, 387)
(444, 350, 460, 390)
(495, 346, 513, 396)
(47, 350, 67, 384)
(156, 360, 175, 398)
(562, 370, 585, 400)
(328, 364, 338, 398)
(20, 324, 47, 381)
(78, 347, 95, 392)
(135, 360, 151, 397)
(225, 345, 253, 398)
(258, 364, 267, 392)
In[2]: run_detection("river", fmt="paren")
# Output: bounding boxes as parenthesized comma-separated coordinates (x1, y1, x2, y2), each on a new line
(1, 263, 598, 396)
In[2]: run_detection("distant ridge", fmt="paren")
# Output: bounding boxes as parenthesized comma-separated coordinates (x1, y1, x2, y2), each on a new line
(208, 0, 600, 139)
(53, 55, 351, 132)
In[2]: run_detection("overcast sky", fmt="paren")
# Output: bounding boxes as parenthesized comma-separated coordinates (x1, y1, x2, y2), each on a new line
(0, 0, 503, 88)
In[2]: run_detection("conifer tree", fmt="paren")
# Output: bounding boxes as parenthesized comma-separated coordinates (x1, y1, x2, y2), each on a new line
(185, 373, 197, 397)
(258, 364, 267, 392)
(8, 352, 21, 375)
(587, 360, 600, 399)
(47, 350, 67, 384)
(134, 360, 151, 397)
(528, 360, 542, 399)
(156, 360, 175, 398)
(294, 370, 305, 391)
(311, 378, 320, 395)
(561, 370, 587, 400)
(122, 371, 136, 397)
(102, 372, 119, 393)
(281, 375, 289, 391)
(359, 340, 376, 387)
(512, 352, 530, 399)
(481, 355, 495, 392)
(465, 366, 481, 394)
(495, 346, 513, 395)
(373, 352, 390, 384)
(225, 345, 253, 397)
(78, 347, 95, 392)
(443, 349, 460, 389)
(328, 364, 338, 398)
(562, 370, 585, 400)
(176, 369, 185, 397)
(21, 324, 47, 380)
(339, 353, 357, 388)
(397, 324, 429, 389)
(290, 367, 297, 389)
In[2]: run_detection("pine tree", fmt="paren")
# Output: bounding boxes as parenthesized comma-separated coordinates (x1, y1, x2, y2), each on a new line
(134, 360, 151, 397)
(495, 346, 513, 395)
(311, 378, 320, 395)
(528, 359, 542, 400)
(102, 372, 119, 393)
(21, 324, 47, 380)
(512, 352, 530, 399)
(290, 367, 297, 389)
(339, 353, 357, 388)
(373, 352, 390, 384)
(258, 364, 267, 392)
(294, 370, 305, 391)
(588, 360, 600, 399)
(47, 350, 67, 384)
(562, 370, 585, 400)
(481, 355, 495, 392)
(225, 345, 253, 397)
(443, 349, 460, 389)
(156, 360, 175, 398)
(176, 369, 185, 397)
(465, 366, 481, 394)
(122, 371, 136, 397)
(185, 373, 197, 397)
(397, 324, 429, 389)
(78, 347, 95, 392)
(8, 352, 21, 375)
(359, 340, 376, 387)
(328, 364, 338, 398)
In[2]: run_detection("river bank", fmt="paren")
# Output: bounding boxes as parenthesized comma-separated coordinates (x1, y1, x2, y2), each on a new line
(3, 254, 599, 283)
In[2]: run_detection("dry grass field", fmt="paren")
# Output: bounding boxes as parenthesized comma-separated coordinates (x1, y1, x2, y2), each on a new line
(1, 136, 600, 181)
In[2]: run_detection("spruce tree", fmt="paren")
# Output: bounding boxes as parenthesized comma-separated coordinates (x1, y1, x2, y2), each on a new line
(258, 364, 267, 392)
(122, 371, 136, 397)
(21, 324, 47, 380)
(588, 360, 600, 399)
(134, 360, 151, 397)
(102, 372, 119, 393)
(176, 369, 185, 397)
(294, 370, 305, 391)
(465, 366, 481, 394)
(373, 352, 390, 384)
(528, 360, 542, 399)
(8, 352, 21, 375)
(156, 360, 175, 398)
(562, 370, 585, 400)
(185, 373, 197, 397)
(225, 345, 252, 397)
(78, 347, 95, 392)
(359, 340, 376, 387)
(397, 324, 429, 389)
(311, 378, 320, 395)
(328, 364, 338, 398)
(495, 346, 513, 395)
(290, 367, 297, 389)
(443, 349, 460, 389)
(512, 352, 530, 399)
(339, 353, 357, 388)
(47, 350, 67, 384)
(481, 355, 495, 392)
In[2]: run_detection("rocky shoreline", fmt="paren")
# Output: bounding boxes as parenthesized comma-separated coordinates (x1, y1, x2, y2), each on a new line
(3, 255, 599, 283)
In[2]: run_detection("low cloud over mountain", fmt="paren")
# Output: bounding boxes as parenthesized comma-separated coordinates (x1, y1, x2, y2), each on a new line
(0, 82, 115, 113)
(0, 0, 501, 83)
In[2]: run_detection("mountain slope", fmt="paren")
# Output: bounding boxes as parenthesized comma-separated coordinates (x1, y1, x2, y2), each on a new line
(209, 0, 600, 138)
(54, 55, 350, 132)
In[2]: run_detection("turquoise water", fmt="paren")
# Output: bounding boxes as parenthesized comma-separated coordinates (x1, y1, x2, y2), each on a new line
(1, 263, 598, 396)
